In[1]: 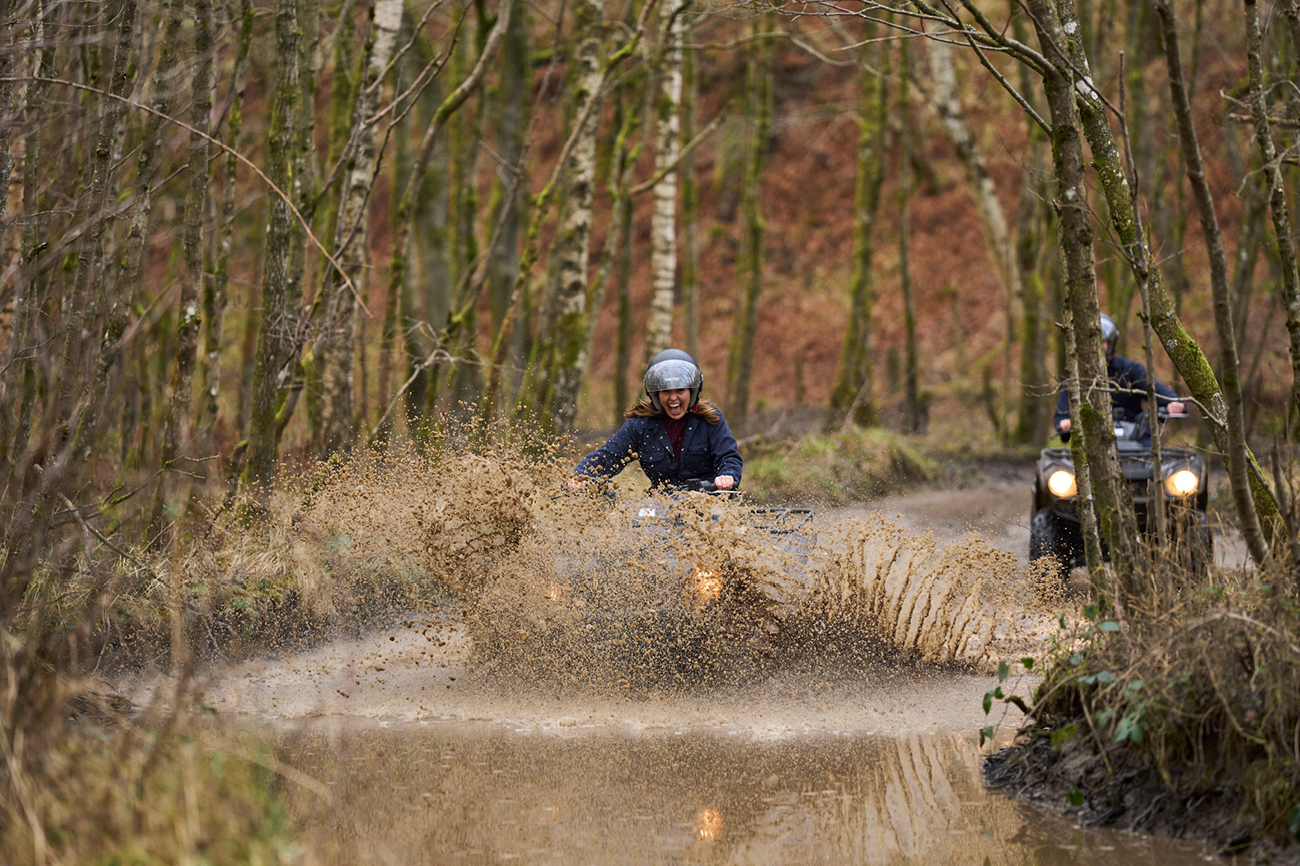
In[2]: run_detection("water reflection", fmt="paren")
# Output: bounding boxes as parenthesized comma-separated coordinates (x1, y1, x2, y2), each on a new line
(269, 722, 1210, 864)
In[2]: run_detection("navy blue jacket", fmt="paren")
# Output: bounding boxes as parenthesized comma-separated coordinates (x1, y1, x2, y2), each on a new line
(575, 408, 743, 489)
(1054, 355, 1178, 430)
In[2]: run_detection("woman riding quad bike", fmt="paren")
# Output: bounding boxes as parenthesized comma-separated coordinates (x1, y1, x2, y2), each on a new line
(570, 349, 742, 492)
(470, 352, 812, 685)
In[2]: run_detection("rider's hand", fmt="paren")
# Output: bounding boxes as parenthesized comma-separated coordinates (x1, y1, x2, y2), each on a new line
(1167, 401, 1186, 416)
(714, 475, 735, 491)
(566, 476, 588, 492)
(1058, 418, 1071, 433)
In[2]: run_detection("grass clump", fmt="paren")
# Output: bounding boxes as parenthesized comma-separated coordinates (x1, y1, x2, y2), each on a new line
(742, 428, 935, 504)
(986, 561, 1300, 857)
(101, 444, 569, 666)
(0, 714, 301, 864)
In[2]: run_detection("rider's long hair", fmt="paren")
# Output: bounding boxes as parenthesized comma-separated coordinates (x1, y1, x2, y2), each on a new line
(625, 397, 722, 424)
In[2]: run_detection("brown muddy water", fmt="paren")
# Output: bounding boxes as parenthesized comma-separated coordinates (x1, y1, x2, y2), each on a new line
(148, 458, 1226, 863)
(266, 719, 1217, 865)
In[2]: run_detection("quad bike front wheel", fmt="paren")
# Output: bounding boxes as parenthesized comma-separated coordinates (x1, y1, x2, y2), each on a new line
(1029, 508, 1075, 580)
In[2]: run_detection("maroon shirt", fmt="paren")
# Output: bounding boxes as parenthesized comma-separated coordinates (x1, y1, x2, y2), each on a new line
(662, 415, 688, 459)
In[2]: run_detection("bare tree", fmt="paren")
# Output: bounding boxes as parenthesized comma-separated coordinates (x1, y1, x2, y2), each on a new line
(724, 9, 775, 428)
(242, 0, 301, 498)
(828, 24, 888, 432)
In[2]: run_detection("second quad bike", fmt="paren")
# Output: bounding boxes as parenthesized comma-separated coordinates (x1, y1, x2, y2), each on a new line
(470, 480, 816, 684)
(1029, 409, 1212, 575)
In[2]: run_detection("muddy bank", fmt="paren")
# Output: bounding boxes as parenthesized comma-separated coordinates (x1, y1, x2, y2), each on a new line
(985, 735, 1275, 862)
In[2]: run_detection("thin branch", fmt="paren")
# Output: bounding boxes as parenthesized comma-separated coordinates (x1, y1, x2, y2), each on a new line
(8, 75, 363, 309)
(630, 110, 725, 196)
(367, 9, 463, 125)
(938, 0, 1050, 134)
(367, 0, 452, 94)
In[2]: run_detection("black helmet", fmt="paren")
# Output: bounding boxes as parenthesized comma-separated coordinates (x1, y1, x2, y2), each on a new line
(644, 349, 703, 412)
(1099, 313, 1119, 360)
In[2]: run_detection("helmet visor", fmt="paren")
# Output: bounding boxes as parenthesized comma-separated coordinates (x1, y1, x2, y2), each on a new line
(644, 359, 701, 394)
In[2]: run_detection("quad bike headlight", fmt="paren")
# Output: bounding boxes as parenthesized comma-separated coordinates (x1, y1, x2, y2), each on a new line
(1165, 468, 1200, 497)
(691, 569, 723, 606)
(1047, 469, 1077, 499)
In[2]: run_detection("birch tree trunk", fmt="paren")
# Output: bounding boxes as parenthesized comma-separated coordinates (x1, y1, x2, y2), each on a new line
(151, 0, 214, 539)
(319, 0, 405, 454)
(925, 27, 1021, 437)
(828, 31, 888, 431)
(644, 0, 687, 360)
(527, 0, 606, 432)
(242, 0, 300, 496)
(724, 10, 774, 428)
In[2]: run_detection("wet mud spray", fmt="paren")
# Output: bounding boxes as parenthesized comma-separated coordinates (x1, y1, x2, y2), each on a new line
(138, 449, 1209, 862)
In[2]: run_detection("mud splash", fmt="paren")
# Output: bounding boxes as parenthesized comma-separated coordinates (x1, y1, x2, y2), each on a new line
(166, 446, 1065, 716)
(289, 448, 1058, 681)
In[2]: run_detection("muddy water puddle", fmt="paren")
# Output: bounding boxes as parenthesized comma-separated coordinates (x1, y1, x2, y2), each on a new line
(269, 718, 1214, 864)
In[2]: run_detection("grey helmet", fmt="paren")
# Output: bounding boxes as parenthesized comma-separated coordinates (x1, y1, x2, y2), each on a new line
(643, 349, 704, 412)
(1099, 313, 1119, 360)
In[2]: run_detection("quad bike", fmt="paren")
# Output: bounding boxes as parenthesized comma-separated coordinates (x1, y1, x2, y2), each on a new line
(1030, 408, 1212, 576)
(469, 479, 816, 684)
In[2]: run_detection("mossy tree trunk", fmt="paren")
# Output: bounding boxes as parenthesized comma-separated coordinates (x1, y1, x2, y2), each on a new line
(898, 39, 921, 435)
(242, 0, 300, 497)
(1050, 0, 1282, 533)
(724, 9, 774, 429)
(1155, 0, 1269, 568)
(522, 0, 606, 433)
(198, 0, 253, 466)
(151, 0, 214, 540)
(483, 1, 531, 418)
(828, 26, 887, 432)
(588, 73, 644, 423)
(1028, 0, 1143, 597)
(383, 0, 514, 431)
(681, 37, 700, 360)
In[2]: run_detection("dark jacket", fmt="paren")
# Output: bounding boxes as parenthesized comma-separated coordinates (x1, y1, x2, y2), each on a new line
(575, 410, 743, 489)
(1054, 355, 1178, 430)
